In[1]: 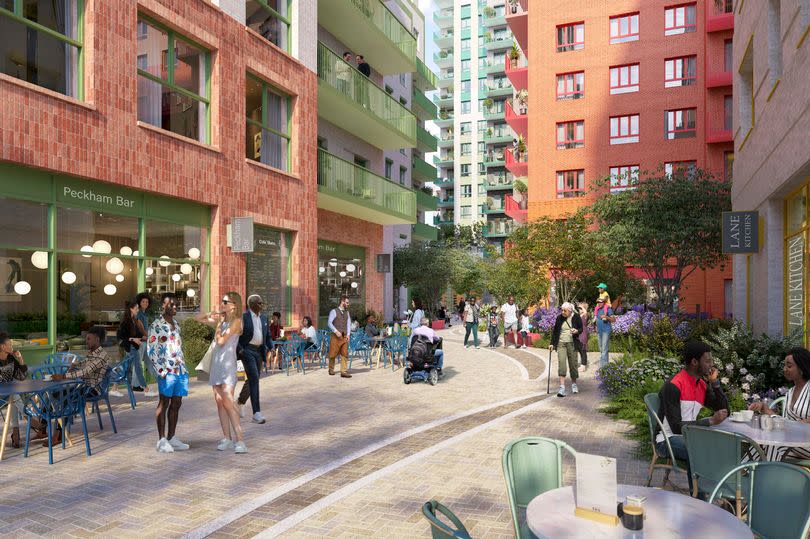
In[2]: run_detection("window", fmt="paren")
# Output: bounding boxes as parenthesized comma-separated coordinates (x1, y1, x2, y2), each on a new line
(724, 95, 733, 130)
(478, 184, 486, 195)
(461, 164, 470, 177)
(246, 75, 291, 170)
(665, 160, 697, 178)
(461, 101, 471, 114)
(557, 22, 584, 52)
(556, 170, 585, 198)
(246, 0, 291, 51)
(556, 71, 584, 100)
(384, 159, 393, 180)
(137, 17, 211, 143)
(461, 38, 471, 51)
(610, 114, 639, 144)
(478, 162, 486, 174)
(723, 152, 734, 182)
(767, 0, 782, 84)
(664, 56, 696, 87)
(724, 40, 733, 72)
(399, 166, 407, 185)
(460, 205, 472, 218)
(461, 185, 472, 198)
(460, 18, 470, 30)
(556, 120, 585, 149)
(609, 165, 639, 192)
(460, 59, 470, 71)
(609, 64, 639, 94)
(665, 108, 697, 139)
(0, 0, 82, 98)
(477, 120, 487, 134)
(460, 121, 472, 135)
(461, 143, 472, 156)
(664, 4, 697, 35)
(609, 13, 639, 44)
(477, 141, 485, 153)
(460, 80, 471, 93)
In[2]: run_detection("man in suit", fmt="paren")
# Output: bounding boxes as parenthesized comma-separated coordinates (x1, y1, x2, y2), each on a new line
(236, 294, 270, 424)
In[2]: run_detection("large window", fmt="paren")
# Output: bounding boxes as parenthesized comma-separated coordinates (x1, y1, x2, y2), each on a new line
(556, 170, 585, 198)
(137, 16, 210, 143)
(461, 185, 472, 198)
(246, 75, 291, 171)
(556, 120, 585, 149)
(609, 13, 639, 44)
(317, 241, 364, 326)
(610, 114, 639, 144)
(665, 108, 697, 139)
(245, 0, 290, 51)
(556, 71, 584, 100)
(0, 0, 82, 97)
(609, 64, 639, 94)
(665, 56, 697, 87)
(557, 22, 584, 52)
(664, 3, 697, 36)
(609, 165, 639, 192)
(724, 39, 733, 72)
(665, 160, 697, 178)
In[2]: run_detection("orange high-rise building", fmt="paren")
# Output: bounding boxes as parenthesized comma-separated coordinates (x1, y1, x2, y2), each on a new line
(507, 0, 734, 315)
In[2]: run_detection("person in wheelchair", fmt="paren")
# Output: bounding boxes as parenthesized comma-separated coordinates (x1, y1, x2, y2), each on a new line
(411, 318, 444, 374)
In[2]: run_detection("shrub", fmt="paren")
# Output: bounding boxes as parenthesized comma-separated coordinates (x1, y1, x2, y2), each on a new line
(639, 316, 684, 357)
(179, 318, 214, 377)
(596, 361, 636, 398)
(180, 317, 214, 341)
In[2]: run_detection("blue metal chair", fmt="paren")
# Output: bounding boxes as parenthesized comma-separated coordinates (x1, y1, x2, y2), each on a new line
(643, 392, 687, 489)
(348, 331, 371, 368)
(83, 366, 117, 433)
(109, 352, 136, 409)
(46, 352, 78, 364)
(769, 396, 787, 417)
(383, 336, 409, 371)
(277, 340, 305, 376)
(31, 364, 70, 379)
(22, 381, 90, 464)
(303, 333, 324, 370)
(313, 329, 331, 369)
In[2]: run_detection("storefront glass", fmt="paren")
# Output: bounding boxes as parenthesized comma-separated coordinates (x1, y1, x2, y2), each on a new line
(317, 241, 365, 326)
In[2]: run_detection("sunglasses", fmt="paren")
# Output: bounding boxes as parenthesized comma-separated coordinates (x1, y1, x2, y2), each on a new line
(222, 298, 232, 304)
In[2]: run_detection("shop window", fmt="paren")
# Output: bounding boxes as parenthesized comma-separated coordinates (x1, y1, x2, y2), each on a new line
(0, 197, 48, 248)
(556, 170, 585, 198)
(56, 208, 139, 255)
(0, 0, 82, 98)
(665, 160, 697, 178)
(609, 165, 639, 192)
(609, 114, 639, 144)
(317, 246, 365, 325)
(556, 22, 584, 52)
(0, 247, 49, 343)
(609, 64, 639, 94)
(246, 227, 290, 317)
(137, 16, 210, 143)
(665, 108, 697, 139)
(143, 257, 204, 313)
(609, 13, 639, 44)
(145, 220, 206, 262)
(556, 71, 584, 100)
(664, 3, 697, 36)
(664, 56, 696, 87)
(246, 75, 291, 171)
(556, 120, 585, 149)
(245, 0, 291, 52)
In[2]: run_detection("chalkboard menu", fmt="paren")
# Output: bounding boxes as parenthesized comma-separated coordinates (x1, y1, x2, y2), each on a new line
(246, 227, 285, 313)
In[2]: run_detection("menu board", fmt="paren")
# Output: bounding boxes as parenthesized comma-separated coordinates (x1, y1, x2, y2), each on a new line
(246, 227, 285, 313)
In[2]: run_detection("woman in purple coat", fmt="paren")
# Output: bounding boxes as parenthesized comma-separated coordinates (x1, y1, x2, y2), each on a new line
(577, 302, 590, 371)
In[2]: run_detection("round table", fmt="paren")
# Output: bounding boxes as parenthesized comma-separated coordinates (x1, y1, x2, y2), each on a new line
(368, 336, 389, 368)
(711, 418, 810, 448)
(525, 485, 752, 538)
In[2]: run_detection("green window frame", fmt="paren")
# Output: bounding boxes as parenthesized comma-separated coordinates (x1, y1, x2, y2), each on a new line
(136, 15, 211, 144)
(0, 0, 85, 99)
(246, 73, 292, 172)
(245, 0, 292, 53)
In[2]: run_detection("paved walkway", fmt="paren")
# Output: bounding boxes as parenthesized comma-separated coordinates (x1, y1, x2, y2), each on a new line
(0, 328, 661, 538)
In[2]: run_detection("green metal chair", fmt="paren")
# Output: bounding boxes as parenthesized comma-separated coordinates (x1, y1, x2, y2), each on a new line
(421, 499, 472, 539)
(643, 392, 687, 489)
(502, 436, 576, 539)
(769, 396, 787, 417)
(709, 462, 810, 539)
(682, 425, 765, 515)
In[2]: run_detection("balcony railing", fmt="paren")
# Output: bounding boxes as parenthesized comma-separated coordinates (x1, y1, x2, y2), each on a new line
(317, 149, 415, 224)
(506, 2, 528, 56)
(412, 155, 437, 182)
(415, 58, 438, 92)
(412, 89, 438, 121)
(433, 9, 453, 26)
(415, 188, 439, 211)
(412, 222, 439, 241)
(504, 194, 528, 224)
(416, 124, 438, 153)
(505, 148, 528, 177)
(485, 221, 518, 237)
(706, 128, 733, 144)
(505, 53, 528, 91)
(706, 0, 734, 32)
(505, 100, 528, 138)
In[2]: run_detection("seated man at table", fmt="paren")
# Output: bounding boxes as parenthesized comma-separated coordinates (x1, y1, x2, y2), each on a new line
(364, 314, 381, 338)
(656, 340, 729, 493)
(411, 317, 443, 374)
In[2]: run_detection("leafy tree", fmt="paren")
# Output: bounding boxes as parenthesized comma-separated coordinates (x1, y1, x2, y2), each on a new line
(483, 257, 549, 307)
(393, 242, 452, 315)
(588, 166, 731, 312)
(447, 248, 486, 297)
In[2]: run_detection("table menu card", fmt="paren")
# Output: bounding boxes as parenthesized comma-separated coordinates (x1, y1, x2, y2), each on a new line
(574, 452, 618, 524)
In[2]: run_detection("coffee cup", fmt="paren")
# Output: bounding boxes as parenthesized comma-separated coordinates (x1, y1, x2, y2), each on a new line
(621, 504, 644, 531)
(736, 410, 754, 421)
(43, 374, 52, 381)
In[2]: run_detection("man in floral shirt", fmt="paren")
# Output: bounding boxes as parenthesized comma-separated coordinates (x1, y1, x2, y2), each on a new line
(148, 293, 189, 454)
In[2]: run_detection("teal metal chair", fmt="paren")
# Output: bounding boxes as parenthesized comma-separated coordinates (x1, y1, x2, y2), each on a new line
(502, 436, 576, 539)
(643, 392, 687, 489)
(421, 499, 472, 539)
(682, 425, 765, 515)
(709, 462, 810, 539)
(769, 396, 787, 417)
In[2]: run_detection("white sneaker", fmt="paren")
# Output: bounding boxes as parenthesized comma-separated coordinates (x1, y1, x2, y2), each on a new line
(217, 438, 235, 451)
(109, 390, 124, 398)
(239, 404, 246, 418)
(168, 437, 189, 451)
(572, 383, 579, 394)
(144, 390, 159, 397)
(557, 385, 566, 398)
(475, 345, 480, 349)
(252, 412, 266, 424)
(578, 365, 588, 372)
(156, 438, 174, 453)
(234, 441, 248, 454)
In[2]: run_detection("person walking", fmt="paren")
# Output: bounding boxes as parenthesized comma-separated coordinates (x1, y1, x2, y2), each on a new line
(327, 295, 352, 378)
(134, 292, 158, 397)
(518, 308, 531, 347)
(487, 306, 500, 348)
(463, 296, 480, 349)
(408, 299, 424, 336)
(236, 294, 269, 426)
(594, 285, 615, 367)
(116, 300, 145, 398)
(500, 295, 519, 348)
(577, 302, 590, 371)
(549, 302, 583, 397)
(197, 292, 247, 453)
(148, 293, 189, 453)
(457, 298, 466, 324)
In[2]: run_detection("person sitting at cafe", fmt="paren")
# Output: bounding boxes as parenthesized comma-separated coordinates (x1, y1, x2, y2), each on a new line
(299, 316, 316, 344)
(411, 317, 444, 373)
(748, 347, 810, 463)
(0, 332, 46, 447)
(657, 340, 729, 493)
(364, 314, 380, 338)
(53, 326, 111, 396)
(268, 311, 282, 371)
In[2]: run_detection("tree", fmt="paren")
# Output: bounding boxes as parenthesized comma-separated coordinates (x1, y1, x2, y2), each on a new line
(588, 166, 731, 312)
(447, 248, 486, 298)
(393, 242, 452, 316)
(483, 257, 549, 308)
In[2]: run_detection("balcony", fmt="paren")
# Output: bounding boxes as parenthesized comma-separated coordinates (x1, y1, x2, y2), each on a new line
(434, 154, 455, 167)
(437, 196, 455, 208)
(437, 136, 454, 148)
(434, 213, 454, 226)
(415, 188, 439, 211)
(706, 0, 734, 33)
(433, 9, 453, 28)
(486, 83, 513, 98)
(481, 9, 507, 28)
(505, 53, 528, 91)
(484, 108, 506, 121)
(433, 176, 454, 187)
(505, 100, 527, 139)
(433, 92, 454, 108)
(484, 152, 506, 168)
(504, 194, 528, 224)
(434, 31, 454, 49)
(486, 173, 513, 190)
(485, 220, 518, 238)
(506, 4, 528, 57)
(505, 148, 528, 177)
(318, 43, 416, 150)
(483, 61, 506, 75)
(434, 51, 454, 69)
(415, 58, 438, 92)
(412, 222, 439, 242)
(706, 70, 732, 88)
(437, 72, 454, 89)
(706, 128, 733, 144)
(484, 36, 513, 51)
(318, 0, 416, 75)
(484, 199, 506, 214)
(484, 130, 513, 145)
(416, 124, 437, 154)
(412, 89, 438, 121)
(412, 155, 437, 182)
(435, 111, 454, 127)
(317, 149, 415, 225)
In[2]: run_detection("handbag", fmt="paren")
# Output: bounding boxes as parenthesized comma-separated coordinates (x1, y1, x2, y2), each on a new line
(195, 340, 216, 373)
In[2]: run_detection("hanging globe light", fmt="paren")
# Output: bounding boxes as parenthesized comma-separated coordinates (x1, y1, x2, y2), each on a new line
(180, 263, 193, 275)
(119, 246, 133, 256)
(61, 271, 77, 284)
(186, 289, 196, 298)
(158, 255, 171, 267)
(171, 273, 181, 282)
(13, 281, 31, 295)
(188, 247, 201, 260)
(115, 274, 125, 283)
(105, 257, 124, 275)
(30, 251, 48, 270)
(80, 245, 94, 258)
(92, 240, 112, 254)
(145, 267, 154, 276)
(132, 250, 139, 256)
(103, 284, 117, 295)
(351, 282, 359, 289)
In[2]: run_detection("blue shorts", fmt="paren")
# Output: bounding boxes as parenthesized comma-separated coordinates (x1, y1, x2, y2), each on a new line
(157, 373, 189, 398)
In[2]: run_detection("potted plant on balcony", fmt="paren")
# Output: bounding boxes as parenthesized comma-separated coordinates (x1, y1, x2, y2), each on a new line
(486, 128, 493, 137)
(483, 6, 496, 18)
(439, 49, 449, 59)
(509, 43, 520, 68)
(483, 97, 494, 111)
(486, 196, 495, 210)
(513, 178, 527, 201)
(508, 0, 519, 14)
(517, 134, 527, 156)
(516, 89, 528, 114)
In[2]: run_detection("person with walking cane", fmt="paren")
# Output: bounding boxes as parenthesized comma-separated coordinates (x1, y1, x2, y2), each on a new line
(548, 302, 583, 397)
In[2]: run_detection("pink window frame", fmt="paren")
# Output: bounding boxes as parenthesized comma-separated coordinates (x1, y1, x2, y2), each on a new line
(556, 120, 585, 149)
(609, 63, 639, 91)
(609, 114, 640, 142)
(664, 56, 697, 85)
(664, 3, 697, 34)
(556, 71, 584, 99)
(556, 22, 585, 52)
(609, 165, 639, 191)
(666, 160, 697, 176)
(666, 108, 697, 138)
(609, 12, 639, 42)
(556, 169, 585, 197)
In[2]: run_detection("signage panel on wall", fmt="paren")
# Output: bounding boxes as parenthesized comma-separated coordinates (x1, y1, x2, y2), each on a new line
(722, 211, 759, 254)
(230, 217, 254, 253)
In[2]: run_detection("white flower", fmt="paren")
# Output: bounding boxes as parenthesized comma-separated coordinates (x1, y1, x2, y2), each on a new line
(740, 367, 748, 375)
(745, 374, 754, 382)
(752, 394, 761, 401)
(742, 392, 750, 400)
(742, 383, 750, 390)
(720, 377, 729, 385)
(725, 363, 734, 372)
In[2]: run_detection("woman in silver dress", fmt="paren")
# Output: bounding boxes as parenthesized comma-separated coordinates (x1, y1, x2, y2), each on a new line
(197, 292, 246, 453)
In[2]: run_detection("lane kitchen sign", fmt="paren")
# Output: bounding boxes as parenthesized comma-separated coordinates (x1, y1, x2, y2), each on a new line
(722, 211, 759, 254)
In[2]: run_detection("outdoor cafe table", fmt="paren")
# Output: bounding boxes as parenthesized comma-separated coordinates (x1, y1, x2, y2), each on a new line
(369, 336, 388, 368)
(525, 484, 753, 538)
(711, 418, 810, 452)
(0, 379, 76, 461)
